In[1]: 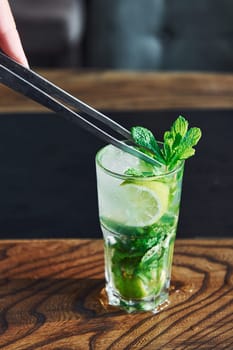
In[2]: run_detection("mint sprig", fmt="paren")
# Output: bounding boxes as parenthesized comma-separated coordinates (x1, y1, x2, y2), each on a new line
(127, 115, 202, 174)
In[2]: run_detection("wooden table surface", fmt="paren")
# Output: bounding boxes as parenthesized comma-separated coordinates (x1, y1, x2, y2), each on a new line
(0, 71, 233, 112)
(0, 238, 232, 350)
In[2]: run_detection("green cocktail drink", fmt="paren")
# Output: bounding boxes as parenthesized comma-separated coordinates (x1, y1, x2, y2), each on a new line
(95, 116, 201, 313)
(96, 145, 184, 312)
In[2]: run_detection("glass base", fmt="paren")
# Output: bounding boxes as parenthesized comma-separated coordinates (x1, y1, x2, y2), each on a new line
(106, 284, 170, 313)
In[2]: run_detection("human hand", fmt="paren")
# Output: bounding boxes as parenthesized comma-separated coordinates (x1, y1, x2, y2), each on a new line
(0, 0, 28, 67)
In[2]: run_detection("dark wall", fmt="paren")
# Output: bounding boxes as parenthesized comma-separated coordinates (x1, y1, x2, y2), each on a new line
(0, 110, 232, 239)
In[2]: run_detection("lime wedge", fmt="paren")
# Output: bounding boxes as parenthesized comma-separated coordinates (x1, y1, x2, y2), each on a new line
(117, 180, 169, 227)
(115, 274, 148, 299)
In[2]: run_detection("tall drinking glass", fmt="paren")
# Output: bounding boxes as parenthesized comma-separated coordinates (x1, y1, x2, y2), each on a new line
(95, 144, 184, 313)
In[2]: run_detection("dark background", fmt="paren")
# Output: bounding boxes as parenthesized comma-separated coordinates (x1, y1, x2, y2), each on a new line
(0, 109, 232, 239)
(9, 0, 233, 72)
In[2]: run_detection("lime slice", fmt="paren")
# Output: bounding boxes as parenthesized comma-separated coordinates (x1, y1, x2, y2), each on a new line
(115, 274, 148, 299)
(117, 180, 169, 227)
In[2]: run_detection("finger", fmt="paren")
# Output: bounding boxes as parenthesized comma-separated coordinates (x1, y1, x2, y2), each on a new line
(0, 0, 29, 67)
(0, 28, 29, 67)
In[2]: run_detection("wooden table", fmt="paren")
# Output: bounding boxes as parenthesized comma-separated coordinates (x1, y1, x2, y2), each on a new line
(0, 239, 232, 349)
(0, 71, 233, 112)
(0, 71, 233, 348)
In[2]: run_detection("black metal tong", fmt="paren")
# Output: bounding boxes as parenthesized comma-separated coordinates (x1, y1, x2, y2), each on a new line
(0, 51, 161, 166)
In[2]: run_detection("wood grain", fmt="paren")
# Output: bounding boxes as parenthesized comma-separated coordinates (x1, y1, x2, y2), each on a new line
(0, 71, 233, 112)
(0, 239, 232, 349)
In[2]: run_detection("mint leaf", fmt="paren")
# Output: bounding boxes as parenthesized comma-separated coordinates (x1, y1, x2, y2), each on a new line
(124, 168, 156, 177)
(131, 126, 165, 163)
(179, 147, 195, 159)
(171, 115, 189, 138)
(186, 127, 202, 146)
(124, 168, 142, 176)
(163, 131, 173, 160)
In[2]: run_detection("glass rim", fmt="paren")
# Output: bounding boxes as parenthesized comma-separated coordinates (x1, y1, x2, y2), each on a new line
(96, 144, 185, 180)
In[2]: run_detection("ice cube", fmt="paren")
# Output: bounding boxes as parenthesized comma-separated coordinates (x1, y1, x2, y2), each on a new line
(101, 145, 140, 174)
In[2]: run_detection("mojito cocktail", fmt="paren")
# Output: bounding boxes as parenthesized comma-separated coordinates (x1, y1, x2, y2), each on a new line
(95, 116, 201, 312)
